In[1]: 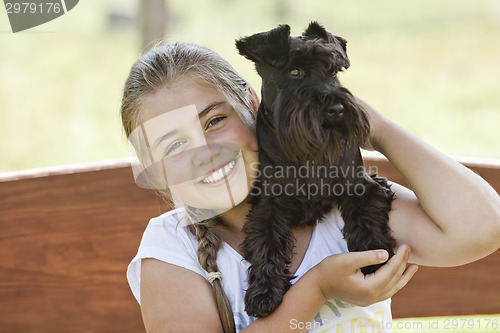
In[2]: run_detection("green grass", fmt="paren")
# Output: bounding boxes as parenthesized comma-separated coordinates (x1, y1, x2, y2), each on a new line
(1, 0, 499, 172)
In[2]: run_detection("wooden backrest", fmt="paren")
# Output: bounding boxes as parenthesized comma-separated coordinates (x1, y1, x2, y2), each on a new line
(0, 156, 499, 332)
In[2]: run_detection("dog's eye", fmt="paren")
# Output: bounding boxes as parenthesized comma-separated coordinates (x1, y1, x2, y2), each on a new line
(289, 69, 304, 78)
(331, 71, 338, 78)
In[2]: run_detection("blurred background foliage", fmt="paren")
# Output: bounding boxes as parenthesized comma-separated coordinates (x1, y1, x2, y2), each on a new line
(1, 0, 499, 173)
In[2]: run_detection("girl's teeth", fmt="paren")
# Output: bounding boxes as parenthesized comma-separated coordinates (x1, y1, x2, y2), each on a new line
(202, 160, 236, 184)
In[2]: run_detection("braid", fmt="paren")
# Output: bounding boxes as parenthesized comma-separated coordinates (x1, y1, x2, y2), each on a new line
(188, 219, 236, 333)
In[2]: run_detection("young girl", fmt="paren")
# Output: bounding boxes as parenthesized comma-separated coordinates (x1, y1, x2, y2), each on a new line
(122, 42, 500, 333)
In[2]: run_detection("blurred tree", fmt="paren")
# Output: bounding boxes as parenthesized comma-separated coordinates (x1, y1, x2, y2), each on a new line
(140, 0, 168, 50)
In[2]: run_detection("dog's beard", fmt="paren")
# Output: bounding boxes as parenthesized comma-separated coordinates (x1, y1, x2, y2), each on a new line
(273, 88, 370, 166)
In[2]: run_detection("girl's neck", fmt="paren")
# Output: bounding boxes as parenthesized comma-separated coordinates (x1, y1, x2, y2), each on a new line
(216, 201, 252, 257)
(218, 200, 252, 232)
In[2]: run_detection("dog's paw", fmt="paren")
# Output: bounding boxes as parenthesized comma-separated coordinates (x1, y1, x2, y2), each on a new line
(244, 289, 284, 318)
(360, 262, 384, 275)
(244, 273, 291, 318)
(360, 244, 395, 275)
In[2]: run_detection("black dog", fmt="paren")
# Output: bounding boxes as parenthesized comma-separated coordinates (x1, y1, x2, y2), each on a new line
(236, 22, 397, 318)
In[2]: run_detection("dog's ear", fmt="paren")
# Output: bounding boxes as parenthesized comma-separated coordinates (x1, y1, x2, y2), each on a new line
(331, 35, 350, 70)
(303, 21, 350, 70)
(303, 21, 329, 41)
(236, 24, 290, 67)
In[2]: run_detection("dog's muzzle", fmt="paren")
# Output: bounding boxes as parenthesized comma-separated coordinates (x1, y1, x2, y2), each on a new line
(324, 102, 345, 125)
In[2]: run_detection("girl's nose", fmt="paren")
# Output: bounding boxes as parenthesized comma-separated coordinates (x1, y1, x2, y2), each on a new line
(162, 144, 217, 186)
(192, 144, 220, 168)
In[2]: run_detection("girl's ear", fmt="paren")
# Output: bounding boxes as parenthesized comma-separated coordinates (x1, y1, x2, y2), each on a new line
(248, 86, 260, 115)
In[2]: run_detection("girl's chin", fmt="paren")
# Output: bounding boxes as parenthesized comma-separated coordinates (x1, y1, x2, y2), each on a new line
(171, 181, 249, 211)
(195, 184, 249, 210)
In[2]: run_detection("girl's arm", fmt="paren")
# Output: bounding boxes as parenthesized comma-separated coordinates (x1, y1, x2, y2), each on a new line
(357, 97, 500, 267)
(140, 258, 225, 333)
(140, 245, 416, 333)
(242, 245, 416, 333)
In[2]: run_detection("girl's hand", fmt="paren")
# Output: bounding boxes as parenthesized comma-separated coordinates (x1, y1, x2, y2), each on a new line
(242, 245, 417, 332)
(315, 244, 418, 307)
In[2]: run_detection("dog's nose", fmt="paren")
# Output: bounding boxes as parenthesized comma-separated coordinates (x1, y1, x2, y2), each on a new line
(325, 103, 345, 123)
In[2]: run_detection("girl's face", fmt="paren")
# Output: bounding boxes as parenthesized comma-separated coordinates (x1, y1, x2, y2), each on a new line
(137, 77, 258, 213)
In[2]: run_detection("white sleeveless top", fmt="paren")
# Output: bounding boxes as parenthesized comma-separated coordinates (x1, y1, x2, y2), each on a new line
(127, 207, 392, 332)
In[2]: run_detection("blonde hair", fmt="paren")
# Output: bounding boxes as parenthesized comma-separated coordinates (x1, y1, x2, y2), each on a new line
(121, 42, 256, 333)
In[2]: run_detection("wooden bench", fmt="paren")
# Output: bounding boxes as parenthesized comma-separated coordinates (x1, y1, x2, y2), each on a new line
(1, 155, 499, 332)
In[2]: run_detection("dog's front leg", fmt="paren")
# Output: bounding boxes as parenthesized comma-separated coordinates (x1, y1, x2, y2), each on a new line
(340, 174, 397, 274)
(242, 197, 296, 317)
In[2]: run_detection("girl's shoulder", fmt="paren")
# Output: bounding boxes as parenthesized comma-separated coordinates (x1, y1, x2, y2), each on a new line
(140, 207, 198, 253)
(127, 208, 204, 304)
(147, 207, 189, 228)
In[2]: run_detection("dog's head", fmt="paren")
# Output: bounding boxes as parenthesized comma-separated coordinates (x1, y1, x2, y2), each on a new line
(236, 22, 370, 166)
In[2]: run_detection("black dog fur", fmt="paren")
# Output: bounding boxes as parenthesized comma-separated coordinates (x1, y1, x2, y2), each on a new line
(236, 22, 396, 318)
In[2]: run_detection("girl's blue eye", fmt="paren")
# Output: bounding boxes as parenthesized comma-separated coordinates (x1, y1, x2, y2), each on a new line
(165, 139, 186, 156)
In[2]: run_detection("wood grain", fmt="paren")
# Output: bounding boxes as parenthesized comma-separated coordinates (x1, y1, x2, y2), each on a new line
(0, 166, 166, 333)
(0, 156, 498, 332)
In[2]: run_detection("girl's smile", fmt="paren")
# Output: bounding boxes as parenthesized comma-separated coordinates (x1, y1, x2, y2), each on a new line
(198, 157, 238, 186)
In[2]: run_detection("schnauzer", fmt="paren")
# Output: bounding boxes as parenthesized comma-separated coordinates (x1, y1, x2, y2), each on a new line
(236, 22, 397, 318)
